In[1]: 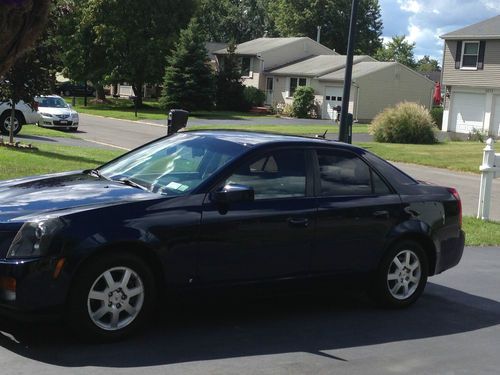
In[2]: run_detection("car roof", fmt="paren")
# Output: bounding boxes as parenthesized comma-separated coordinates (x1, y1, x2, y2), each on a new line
(36, 95, 64, 99)
(182, 129, 364, 154)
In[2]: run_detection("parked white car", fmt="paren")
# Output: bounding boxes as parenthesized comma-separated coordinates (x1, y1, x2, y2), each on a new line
(0, 100, 41, 135)
(36, 95, 79, 131)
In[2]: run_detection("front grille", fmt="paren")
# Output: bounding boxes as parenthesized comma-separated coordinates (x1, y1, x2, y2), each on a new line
(56, 114, 70, 120)
(53, 121, 73, 126)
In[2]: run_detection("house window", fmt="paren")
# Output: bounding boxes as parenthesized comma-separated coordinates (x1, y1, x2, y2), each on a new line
(461, 41, 479, 69)
(289, 77, 307, 97)
(241, 57, 251, 77)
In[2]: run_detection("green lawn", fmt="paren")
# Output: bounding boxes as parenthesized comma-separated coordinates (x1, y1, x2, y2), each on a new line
(463, 216, 500, 246)
(0, 143, 122, 181)
(20, 124, 81, 139)
(188, 124, 370, 135)
(66, 97, 277, 121)
(357, 141, 484, 174)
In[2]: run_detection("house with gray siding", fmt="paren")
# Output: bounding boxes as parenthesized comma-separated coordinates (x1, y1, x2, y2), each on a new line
(441, 15, 500, 135)
(214, 37, 434, 121)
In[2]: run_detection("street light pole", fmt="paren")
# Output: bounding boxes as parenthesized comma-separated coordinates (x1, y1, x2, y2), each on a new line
(338, 0, 359, 144)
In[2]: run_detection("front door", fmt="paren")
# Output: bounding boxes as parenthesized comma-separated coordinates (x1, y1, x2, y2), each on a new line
(198, 148, 316, 283)
(312, 148, 403, 274)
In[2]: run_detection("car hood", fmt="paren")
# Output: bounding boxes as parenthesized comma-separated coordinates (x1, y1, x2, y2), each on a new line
(0, 171, 158, 223)
(38, 107, 77, 116)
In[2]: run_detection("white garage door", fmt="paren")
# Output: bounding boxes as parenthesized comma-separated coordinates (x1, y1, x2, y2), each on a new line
(323, 87, 344, 120)
(491, 95, 500, 136)
(450, 92, 486, 133)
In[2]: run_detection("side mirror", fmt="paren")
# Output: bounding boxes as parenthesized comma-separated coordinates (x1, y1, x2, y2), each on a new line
(211, 184, 254, 204)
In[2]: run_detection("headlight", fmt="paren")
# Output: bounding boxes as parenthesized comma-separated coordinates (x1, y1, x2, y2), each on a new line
(39, 112, 52, 117)
(7, 218, 64, 259)
(72, 113, 79, 120)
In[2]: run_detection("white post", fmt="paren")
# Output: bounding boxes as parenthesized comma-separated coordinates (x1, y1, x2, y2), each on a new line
(477, 138, 496, 220)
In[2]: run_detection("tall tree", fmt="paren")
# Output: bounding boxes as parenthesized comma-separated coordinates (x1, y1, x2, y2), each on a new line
(416, 55, 441, 72)
(197, 0, 276, 43)
(375, 35, 416, 68)
(269, 0, 383, 55)
(160, 19, 215, 111)
(0, 0, 51, 75)
(215, 43, 247, 110)
(60, 0, 196, 105)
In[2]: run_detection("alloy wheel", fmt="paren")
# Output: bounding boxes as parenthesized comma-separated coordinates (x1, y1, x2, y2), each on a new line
(386, 250, 421, 300)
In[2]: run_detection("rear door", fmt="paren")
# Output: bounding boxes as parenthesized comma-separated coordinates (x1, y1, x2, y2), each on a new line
(198, 147, 317, 283)
(312, 148, 403, 274)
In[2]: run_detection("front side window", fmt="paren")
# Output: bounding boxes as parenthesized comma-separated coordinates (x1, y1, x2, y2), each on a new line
(99, 133, 248, 196)
(461, 41, 479, 69)
(289, 77, 307, 97)
(227, 149, 306, 200)
(317, 150, 391, 196)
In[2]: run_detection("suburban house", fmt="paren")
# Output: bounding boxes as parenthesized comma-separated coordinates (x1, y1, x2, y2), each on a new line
(214, 37, 434, 121)
(441, 15, 500, 135)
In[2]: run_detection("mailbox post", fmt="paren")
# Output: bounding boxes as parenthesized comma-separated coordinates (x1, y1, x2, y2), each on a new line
(129, 96, 138, 117)
(477, 138, 500, 220)
(167, 109, 189, 136)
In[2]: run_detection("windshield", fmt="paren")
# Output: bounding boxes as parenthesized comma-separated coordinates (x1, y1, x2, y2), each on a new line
(37, 97, 68, 108)
(99, 132, 249, 196)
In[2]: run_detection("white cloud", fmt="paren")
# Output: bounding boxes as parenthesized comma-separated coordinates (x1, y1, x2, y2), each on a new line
(380, 0, 500, 60)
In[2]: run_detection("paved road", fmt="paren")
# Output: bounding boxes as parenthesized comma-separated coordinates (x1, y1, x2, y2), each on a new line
(77, 114, 499, 219)
(0, 246, 498, 374)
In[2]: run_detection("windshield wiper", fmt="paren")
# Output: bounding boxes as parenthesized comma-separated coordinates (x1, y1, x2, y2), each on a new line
(86, 168, 106, 179)
(117, 178, 148, 192)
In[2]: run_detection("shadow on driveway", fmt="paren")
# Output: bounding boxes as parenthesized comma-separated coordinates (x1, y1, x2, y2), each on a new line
(0, 283, 498, 367)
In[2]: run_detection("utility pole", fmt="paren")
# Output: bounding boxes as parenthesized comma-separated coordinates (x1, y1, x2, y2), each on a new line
(338, 0, 359, 144)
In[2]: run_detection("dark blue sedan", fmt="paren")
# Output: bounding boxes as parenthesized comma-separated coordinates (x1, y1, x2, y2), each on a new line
(0, 131, 465, 340)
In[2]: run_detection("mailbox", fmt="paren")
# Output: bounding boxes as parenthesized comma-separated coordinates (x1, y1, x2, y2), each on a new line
(167, 109, 189, 136)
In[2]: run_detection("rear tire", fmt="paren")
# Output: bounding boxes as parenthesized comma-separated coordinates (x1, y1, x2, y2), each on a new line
(370, 240, 428, 308)
(67, 252, 156, 341)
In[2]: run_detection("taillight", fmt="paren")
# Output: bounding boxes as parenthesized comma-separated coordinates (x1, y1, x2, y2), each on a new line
(447, 187, 462, 227)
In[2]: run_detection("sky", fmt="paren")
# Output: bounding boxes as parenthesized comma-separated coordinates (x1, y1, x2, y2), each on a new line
(379, 0, 500, 62)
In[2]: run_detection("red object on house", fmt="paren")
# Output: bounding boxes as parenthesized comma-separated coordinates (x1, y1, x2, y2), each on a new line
(433, 82, 442, 105)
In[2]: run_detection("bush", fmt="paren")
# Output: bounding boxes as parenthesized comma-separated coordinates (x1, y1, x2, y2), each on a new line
(430, 106, 443, 130)
(370, 102, 438, 144)
(243, 86, 266, 107)
(292, 86, 315, 118)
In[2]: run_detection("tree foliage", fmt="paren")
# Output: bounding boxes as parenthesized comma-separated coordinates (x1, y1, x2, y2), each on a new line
(269, 0, 383, 55)
(375, 35, 416, 68)
(0, 0, 51, 76)
(416, 55, 441, 72)
(161, 19, 215, 111)
(197, 0, 276, 43)
(215, 43, 248, 111)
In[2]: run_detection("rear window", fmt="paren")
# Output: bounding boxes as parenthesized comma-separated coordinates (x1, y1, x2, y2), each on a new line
(362, 150, 417, 186)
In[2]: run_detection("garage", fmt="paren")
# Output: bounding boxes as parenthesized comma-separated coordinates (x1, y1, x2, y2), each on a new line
(323, 86, 343, 120)
(490, 95, 500, 136)
(449, 92, 486, 133)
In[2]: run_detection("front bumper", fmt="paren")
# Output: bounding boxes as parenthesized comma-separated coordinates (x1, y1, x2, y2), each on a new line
(39, 117, 78, 129)
(0, 257, 68, 317)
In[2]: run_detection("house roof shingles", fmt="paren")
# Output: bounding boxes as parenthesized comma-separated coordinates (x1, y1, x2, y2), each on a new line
(213, 37, 334, 56)
(318, 62, 397, 81)
(441, 15, 500, 39)
(267, 55, 375, 77)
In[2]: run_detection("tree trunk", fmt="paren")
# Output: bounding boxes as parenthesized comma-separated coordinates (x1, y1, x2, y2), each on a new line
(9, 101, 15, 144)
(95, 84, 106, 101)
(132, 83, 143, 107)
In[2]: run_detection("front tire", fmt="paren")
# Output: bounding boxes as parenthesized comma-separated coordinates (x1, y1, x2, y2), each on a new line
(0, 111, 23, 135)
(67, 253, 156, 341)
(371, 241, 428, 308)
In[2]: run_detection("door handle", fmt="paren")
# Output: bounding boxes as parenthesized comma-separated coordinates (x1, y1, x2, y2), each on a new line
(287, 217, 309, 228)
(372, 210, 390, 219)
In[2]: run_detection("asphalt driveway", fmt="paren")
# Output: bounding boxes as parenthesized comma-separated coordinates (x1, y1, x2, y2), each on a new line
(0, 247, 498, 374)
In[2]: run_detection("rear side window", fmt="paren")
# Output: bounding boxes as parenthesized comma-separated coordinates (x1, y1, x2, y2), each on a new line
(227, 149, 306, 200)
(317, 150, 391, 196)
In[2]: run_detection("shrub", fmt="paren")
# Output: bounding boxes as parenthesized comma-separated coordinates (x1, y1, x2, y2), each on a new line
(275, 102, 294, 117)
(370, 102, 438, 144)
(243, 86, 266, 107)
(430, 106, 443, 130)
(292, 86, 315, 118)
